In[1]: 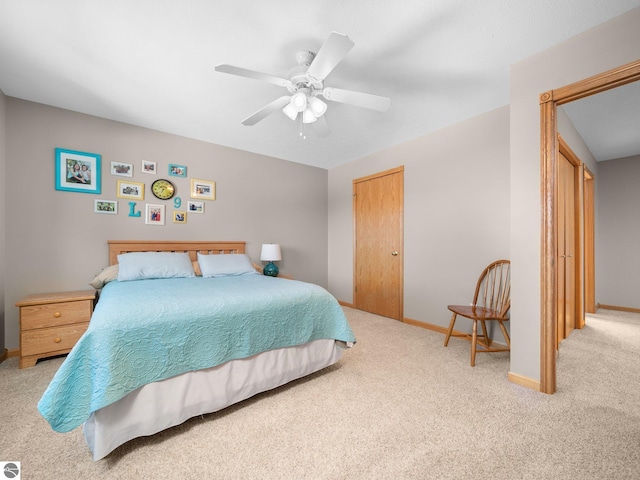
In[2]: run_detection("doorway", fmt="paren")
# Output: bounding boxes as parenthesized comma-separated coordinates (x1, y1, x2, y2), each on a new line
(539, 59, 640, 394)
(353, 166, 404, 320)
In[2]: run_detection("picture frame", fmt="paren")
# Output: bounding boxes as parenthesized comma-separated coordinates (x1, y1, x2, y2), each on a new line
(55, 147, 101, 194)
(190, 178, 216, 200)
(141, 160, 157, 174)
(110, 161, 133, 177)
(116, 180, 145, 200)
(94, 200, 118, 214)
(145, 204, 165, 225)
(168, 164, 187, 177)
(173, 211, 187, 224)
(187, 201, 204, 213)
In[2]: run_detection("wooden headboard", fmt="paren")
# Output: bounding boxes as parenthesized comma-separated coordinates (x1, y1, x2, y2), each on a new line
(108, 240, 246, 265)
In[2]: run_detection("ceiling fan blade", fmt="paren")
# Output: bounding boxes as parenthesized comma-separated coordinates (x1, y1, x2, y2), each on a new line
(215, 64, 291, 88)
(241, 96, 291, 126)
(322, 87, 391, 112)
(306, 32, 355, 81)
(314, 116, 331, 137)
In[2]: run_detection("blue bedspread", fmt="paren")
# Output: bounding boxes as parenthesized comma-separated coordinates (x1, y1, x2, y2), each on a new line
(38, 275, 355, 433)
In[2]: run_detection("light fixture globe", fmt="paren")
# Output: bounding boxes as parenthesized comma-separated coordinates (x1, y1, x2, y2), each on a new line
(291, 92, 307, 112)
(307, 96, 327, 117)
(302, 108, 317, 124)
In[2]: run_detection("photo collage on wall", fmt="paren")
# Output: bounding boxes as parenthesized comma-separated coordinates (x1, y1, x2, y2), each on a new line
(54, 147, 215, 225)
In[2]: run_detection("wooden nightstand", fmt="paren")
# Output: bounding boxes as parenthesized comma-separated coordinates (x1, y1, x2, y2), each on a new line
(16, 290, 96, 368)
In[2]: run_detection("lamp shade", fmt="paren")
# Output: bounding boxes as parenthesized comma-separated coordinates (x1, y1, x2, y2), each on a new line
(302, 108, 317, 124)
(307, 96, 327, 117)
(260, 244, 282, 262)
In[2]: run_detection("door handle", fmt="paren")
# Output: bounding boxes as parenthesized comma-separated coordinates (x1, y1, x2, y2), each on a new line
(391, 251, 399, 256)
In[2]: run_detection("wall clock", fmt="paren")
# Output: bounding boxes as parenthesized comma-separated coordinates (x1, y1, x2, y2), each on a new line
(151, 179, 175, 200)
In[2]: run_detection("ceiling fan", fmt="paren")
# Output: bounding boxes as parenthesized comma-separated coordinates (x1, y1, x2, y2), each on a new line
(215, 32, 391, 137)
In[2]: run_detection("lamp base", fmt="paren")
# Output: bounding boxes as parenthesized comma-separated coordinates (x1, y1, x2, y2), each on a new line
(263, 261, 279, 277)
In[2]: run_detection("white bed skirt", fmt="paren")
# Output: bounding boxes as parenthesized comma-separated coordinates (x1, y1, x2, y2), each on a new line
(83, 338, 345, 460)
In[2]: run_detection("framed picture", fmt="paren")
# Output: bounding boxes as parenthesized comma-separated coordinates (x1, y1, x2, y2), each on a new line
(55, 147, 101, 194)
(187, 201, 204, 213)
(168, 164, 187, 177)
(145, 204, 165, 225)
(110, 161, 133, 177)
(141, 160, 157, 174)
(173, 211, 187, 224)
(190, 179, 216, 200)
(116, 180, 145, 200)
(94, 199, 118, 214)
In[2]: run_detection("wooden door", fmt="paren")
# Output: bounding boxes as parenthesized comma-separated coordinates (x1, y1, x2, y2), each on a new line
(353, 166, 404, 320)
(557, 152, 577, 345)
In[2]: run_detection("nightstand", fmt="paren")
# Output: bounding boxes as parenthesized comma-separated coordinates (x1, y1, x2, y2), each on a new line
(16, 290, 96, 368)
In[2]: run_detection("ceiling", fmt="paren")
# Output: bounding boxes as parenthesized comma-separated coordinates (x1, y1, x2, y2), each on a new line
(1, 1, 639, 169)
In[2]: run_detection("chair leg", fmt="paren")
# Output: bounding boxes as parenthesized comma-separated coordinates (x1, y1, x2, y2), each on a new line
(480, 320, 491, 347)
(471, 319, 478, 367)
(498, 320, 511, 349)
(444, 312, 457, 346)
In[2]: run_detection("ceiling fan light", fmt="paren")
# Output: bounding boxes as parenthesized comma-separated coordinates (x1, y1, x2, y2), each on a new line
(308, 96, 327, 117)
(282, 102, 298, 121)
(302, 108, 317, 124)
(291, 92, 307, 112)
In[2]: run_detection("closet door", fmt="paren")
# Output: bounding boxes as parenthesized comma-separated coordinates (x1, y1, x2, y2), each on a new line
(557, 152, 576, 345)
(353, 166, 404, 320)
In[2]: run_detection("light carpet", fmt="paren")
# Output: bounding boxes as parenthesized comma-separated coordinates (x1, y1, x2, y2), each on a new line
(0, 307, 638, 479)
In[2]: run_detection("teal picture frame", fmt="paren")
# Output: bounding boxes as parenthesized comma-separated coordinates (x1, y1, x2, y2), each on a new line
(55, 148, 102, 194)
(168, 163, 187, 177)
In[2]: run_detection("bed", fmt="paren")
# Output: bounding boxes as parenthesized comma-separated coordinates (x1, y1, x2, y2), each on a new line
(38, 240, 355, 460)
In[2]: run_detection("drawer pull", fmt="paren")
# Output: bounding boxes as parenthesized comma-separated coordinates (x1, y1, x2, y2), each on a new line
(54, 312, 62, 318)
(54, 337, 62, 343)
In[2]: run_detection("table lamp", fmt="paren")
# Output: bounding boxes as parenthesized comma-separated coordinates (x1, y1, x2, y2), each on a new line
(260, 244, 282, 277)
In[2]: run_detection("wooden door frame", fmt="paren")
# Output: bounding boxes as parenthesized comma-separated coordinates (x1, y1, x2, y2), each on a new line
(539, 59, 640, 394)
(583, 166, 596, 314)
(353, 166, 404, 319)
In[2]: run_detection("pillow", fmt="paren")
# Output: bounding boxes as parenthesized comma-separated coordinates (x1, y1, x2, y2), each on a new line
(117, 252, 196, 281)
(197, 253, 257, 278)
(89, 264, 119, 289)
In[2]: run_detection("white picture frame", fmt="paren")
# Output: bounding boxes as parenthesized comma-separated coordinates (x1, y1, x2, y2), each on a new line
(145, 203, 165, 225)
(94, 199, 118, 214)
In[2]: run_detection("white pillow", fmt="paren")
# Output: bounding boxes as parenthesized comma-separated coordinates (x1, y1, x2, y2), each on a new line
(197, 253, 257, 278)
(117, 252, 196, 281)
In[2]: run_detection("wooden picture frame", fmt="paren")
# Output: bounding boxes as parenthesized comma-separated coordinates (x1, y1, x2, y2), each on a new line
(116, 180, 145, 200)
(173, 211, 187, 224)
(55, 147, 101, 194)
(190, 179, 215, 200)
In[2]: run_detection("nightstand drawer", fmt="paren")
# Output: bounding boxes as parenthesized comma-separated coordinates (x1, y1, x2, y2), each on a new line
(21, 322, 89, 357)
(20, 300, 93, 330)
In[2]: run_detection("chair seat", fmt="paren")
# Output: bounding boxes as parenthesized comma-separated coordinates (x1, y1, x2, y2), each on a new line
(447, 304, 504, 321)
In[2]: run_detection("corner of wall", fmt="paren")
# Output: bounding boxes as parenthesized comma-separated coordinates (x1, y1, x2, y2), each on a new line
(0, 88, 7, 354)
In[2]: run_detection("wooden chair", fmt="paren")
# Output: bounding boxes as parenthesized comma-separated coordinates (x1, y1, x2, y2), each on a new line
(444, 260, 511, 366)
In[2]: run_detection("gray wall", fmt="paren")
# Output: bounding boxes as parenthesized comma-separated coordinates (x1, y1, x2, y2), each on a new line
(510, 7, 640, 381)
(4, 99, 329, 350)
(596, 155, 640, 309)
(328, 106, 510, 331)
(0, 89, 6, 353)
